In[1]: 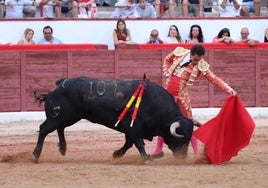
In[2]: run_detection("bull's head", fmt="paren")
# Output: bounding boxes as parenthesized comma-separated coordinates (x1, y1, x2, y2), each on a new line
(165, 118, 194, 158)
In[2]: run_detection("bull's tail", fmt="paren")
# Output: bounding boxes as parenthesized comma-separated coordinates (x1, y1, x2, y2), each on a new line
(34, 90, 47, 106)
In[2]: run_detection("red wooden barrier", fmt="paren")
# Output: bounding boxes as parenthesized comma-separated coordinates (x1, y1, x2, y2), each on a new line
(0, 43, 267, 112)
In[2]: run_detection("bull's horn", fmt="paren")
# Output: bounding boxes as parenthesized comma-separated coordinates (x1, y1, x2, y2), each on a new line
(170, 122, 184, 138)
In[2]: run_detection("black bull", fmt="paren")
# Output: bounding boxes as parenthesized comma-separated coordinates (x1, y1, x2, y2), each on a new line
(33, 77, 194, 162)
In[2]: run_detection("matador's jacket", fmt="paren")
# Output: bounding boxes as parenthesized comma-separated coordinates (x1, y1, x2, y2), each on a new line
(163, 47, 233, 118)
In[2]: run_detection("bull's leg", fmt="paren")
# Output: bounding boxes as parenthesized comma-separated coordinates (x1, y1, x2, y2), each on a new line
(113, 135, 133, 158)
(33, 120, 56, 162)
(134, 138, 150, 161)
(57, 128, 66, 156)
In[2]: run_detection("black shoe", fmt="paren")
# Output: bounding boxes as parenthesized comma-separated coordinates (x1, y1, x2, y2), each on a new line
(102, 2, 111, 7)
(96, 3, 100, 6)
(150, 151, 165, 159)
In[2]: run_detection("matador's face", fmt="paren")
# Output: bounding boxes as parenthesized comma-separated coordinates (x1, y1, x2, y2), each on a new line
(190, 54, 203, 65)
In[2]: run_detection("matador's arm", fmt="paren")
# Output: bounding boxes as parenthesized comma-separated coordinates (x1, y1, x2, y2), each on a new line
(203, 69, 236, 94)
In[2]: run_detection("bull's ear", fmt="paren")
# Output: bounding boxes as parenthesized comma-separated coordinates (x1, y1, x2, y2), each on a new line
(170, 122, 184, 138)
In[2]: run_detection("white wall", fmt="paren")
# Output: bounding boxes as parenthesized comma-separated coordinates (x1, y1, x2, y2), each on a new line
(0, 19, 267, 50)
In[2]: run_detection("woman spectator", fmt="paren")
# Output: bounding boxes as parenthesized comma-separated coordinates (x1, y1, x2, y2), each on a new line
(165, 25, 183, 43)
(212, 28, 234, 44)
(186, 24, 204, 43)
(17, 28, 35, 44)
(113, 18, 132, 48)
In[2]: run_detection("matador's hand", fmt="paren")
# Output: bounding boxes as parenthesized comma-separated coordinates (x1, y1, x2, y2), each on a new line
(229, 89, 237, 95)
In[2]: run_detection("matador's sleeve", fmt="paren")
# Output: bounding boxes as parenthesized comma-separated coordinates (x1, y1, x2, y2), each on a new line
(162, 47, 189, 77)
(162, 51, 175, 77)
(199, 60, 234, 94)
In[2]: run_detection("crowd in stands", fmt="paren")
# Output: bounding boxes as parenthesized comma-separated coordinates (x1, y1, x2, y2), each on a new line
(0, 0, 267, 18)
(0, 21, 267, 45)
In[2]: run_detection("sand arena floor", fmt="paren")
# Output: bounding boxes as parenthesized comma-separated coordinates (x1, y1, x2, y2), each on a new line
(0, 118, 267, 188)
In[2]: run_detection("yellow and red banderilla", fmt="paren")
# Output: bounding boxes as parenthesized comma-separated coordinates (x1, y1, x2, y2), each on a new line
(114, 81, 145, 127)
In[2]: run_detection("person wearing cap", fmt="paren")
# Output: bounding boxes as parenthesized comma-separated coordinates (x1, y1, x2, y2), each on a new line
(151, 44, 237, 159)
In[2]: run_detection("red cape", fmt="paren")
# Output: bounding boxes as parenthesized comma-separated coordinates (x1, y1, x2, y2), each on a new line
(193, 95, 255, 164)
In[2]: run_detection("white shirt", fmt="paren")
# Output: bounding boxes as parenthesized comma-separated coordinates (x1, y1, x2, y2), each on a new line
(5, 0, 33, 18)
(219, 0, 242, 17)
(165, 36, 180, 43)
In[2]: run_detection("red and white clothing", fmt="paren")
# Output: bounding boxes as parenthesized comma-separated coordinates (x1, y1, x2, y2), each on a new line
(163, 47, 233, 118)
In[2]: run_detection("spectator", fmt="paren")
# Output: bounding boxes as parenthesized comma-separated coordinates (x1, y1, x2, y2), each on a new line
(95, 0, 111, 6)
(22, 4, 36, 17)
(219, 0, 242, 17)
(236, 27, 259, 46)
(186, 24, 204, 43)
(110, 0, 138, 19)
(60, 0, 73, 17)
(204, 0, 218, 13)
(136, 0, 157, 18)
(165, 25, 183, 43)
(264, 28, 268, 42)
(17, 28, 35, 44)
(38, 25, 63, 44)
(0, 0, 5, 18)
(154, 0, 175, 18)
(212, 28, 234, 44)
(146, 29, 164, 44)
(182, 0, 204, 17)
(5, 0, 35, 18)
(240, 0, 260, 17)
(72, 0, 98, 18)
(35, 0, 61, 18)
(113, 18, 132, 48)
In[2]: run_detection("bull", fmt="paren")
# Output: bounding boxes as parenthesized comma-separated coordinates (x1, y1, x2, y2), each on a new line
(33, 76, 194, 163)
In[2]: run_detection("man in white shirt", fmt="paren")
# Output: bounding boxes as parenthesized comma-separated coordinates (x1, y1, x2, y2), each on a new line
(219, 0, 242, 17)
(110, 0, 138, 19)
(38, 25, 63, 44)
(236, 27, 259, 46)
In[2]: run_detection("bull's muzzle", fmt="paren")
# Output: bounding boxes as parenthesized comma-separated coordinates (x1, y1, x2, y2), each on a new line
(170, 122, 184, 138)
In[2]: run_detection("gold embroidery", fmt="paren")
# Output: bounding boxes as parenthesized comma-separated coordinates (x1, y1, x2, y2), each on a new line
(173, 47, 190, 56)
(198, 59, 210, 72)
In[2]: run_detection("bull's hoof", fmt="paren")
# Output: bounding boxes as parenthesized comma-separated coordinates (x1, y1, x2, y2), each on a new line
(150, 151, 165, 159)
(32, 151, 39, 163)
(58, 143, 66, 156)
(113, 149, 126, 158)
(142, 155, 153, 165)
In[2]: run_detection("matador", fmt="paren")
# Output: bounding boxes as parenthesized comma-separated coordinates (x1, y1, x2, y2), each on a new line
(152, 44, 237, 158)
